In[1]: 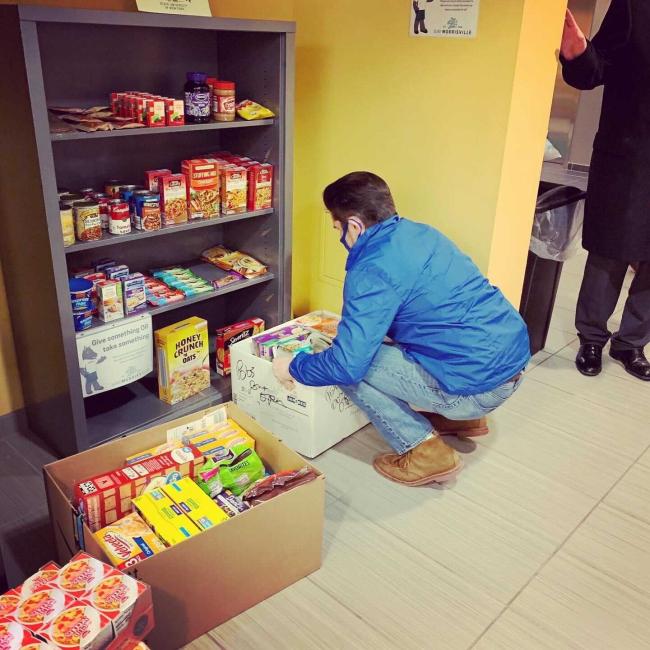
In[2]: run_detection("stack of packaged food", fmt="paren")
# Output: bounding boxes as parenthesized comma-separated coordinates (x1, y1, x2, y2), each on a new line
(71, 410, 318, 568)
(0, 554, 153, 649)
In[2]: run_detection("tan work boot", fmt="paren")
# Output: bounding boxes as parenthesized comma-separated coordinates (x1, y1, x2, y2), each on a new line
(373, 436, 463, 486)
(425, 413, 489, 438)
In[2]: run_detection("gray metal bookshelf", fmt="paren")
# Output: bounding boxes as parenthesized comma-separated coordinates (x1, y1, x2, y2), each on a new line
(0, 6, 294, 456)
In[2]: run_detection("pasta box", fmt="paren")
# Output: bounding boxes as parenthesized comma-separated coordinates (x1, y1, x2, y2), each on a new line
(43, 403, 325, 650)
(230, 312, 369, 457)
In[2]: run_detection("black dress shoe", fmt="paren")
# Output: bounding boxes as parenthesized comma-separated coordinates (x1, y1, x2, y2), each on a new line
(609, 348, 650, 381)
(576, 343, 603, 377)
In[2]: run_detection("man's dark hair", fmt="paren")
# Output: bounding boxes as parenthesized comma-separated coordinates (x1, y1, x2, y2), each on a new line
(323, 172, 396, 226)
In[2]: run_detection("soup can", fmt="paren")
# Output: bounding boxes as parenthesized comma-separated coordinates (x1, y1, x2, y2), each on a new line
(59, 192, 84, 207)
(94, 193, 111, 230)
(104, 180, 126, 199)
(60, 203, 75, 247)
(109, 201, 131, 235)
(73, 200, 102, 242)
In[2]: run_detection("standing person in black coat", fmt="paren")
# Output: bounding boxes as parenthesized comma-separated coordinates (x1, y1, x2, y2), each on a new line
(560, 0, 650, 381)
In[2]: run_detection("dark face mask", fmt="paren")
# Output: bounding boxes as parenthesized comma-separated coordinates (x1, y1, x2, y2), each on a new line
(340, 221, 353, 252)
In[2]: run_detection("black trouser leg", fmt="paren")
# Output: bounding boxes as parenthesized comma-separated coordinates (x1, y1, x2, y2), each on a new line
(611, 260, 650, 351)
(575, 252, 628, 346)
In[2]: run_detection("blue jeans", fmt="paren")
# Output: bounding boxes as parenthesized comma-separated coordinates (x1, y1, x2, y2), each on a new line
(341, 344, 524, 454)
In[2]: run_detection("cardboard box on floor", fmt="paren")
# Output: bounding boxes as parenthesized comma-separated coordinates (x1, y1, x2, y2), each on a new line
(43, 403, 325, 650)
(230, 313, 369, 457)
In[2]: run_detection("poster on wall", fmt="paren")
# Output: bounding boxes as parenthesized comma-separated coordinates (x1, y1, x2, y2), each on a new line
(76, 314, 153, 398)
(410, 0, 480, 38)
(136, 0, 212, 17)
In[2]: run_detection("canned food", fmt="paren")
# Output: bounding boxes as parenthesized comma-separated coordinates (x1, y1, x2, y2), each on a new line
(73, 310, 94, 332)
(94, 193, 111, 230)
(105, 180, 126, 199)
(73, 200, 102, 241)
(79, 187, 97, 198)
(59, 192, 84, 207)
(57, 187, 71, 197)
(135, 194, 161, 231)
(130, 189, 151, 218)
(119, 185, 142, 213)
(60, 203, 75, 247)
(109, 201, 131, 235)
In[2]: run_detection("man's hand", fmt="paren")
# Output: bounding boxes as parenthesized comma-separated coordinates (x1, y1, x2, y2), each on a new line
(561, 10, 587, 61)
(272, 356, 297, 391)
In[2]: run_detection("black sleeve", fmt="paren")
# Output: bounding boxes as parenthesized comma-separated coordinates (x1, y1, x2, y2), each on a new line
(561, 0, 632, 90)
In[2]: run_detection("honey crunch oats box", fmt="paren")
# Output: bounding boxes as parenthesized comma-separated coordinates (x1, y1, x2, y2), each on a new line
(155, 317, 210, 405)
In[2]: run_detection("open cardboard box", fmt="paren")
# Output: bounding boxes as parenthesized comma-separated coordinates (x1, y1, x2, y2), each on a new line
(44, 403, 325, 650)
(231, 311, 369, 457)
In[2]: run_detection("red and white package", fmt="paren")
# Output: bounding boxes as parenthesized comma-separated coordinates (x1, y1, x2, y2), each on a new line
(13, 587, 76, 634)
(21, 564, 60, 600)
(38, 602, 113, 649)
(0, 589, 22, 621)
(55, 554, 111, 600)
(0, 619, 43, 649)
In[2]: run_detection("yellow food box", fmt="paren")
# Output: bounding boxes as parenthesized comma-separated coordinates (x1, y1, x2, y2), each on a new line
(162, 477, 230, 531)
(94, 512, 166, 569)
(155, 317, 210, 405)
(186, 420, 255, 459)
(133, 487, 200, 546)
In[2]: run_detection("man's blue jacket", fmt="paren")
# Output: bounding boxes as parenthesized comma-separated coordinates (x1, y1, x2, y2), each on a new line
(290, 216, 530, 395)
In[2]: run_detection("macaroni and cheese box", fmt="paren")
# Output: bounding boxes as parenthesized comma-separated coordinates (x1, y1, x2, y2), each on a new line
(216, 318, 265, 376)
(74, 446, 204, 532)
(94, 513, 166, 570)
(182, 159, 220, 220)
(133, 488, 200, 547)
(155, 317, 210, 405)
(162, 478, 229, 531)
(159, 174, 188, 226)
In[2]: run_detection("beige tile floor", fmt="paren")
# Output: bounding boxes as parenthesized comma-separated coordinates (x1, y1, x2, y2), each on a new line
(188, 251, 649, 650)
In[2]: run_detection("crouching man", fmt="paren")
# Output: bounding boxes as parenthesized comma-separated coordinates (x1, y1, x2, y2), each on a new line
(273, 172, 530, 486)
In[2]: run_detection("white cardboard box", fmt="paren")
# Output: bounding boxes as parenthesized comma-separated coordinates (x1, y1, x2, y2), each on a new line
(231, 315, 369, 457)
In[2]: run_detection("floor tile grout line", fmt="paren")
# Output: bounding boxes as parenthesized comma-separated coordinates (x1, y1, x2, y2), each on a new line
(467, 430, 650, 649)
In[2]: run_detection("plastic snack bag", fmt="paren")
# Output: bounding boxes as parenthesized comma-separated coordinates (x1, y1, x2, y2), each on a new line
(236, 100, 275, 121)
(242, 467, 318, 505)
(197, 444, 265, 497)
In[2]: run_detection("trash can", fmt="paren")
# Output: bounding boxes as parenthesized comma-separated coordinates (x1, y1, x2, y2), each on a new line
(520, 182, 587, 355)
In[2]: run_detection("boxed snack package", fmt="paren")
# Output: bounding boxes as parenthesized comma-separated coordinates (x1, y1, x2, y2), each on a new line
(94, 512, 165, 569)
(14, 587, 76, 634)
(74, 446, 204, 532)
(121, 273, 147, 316)
(182, 159, 219, 220)
(162, 478, 229, 531)
(247, 163, 273, 211)
(213, 490, 250, 518)
(0, 620, 43, 648)
(155, 317, 210, 405)
(20, 563, 60, 599)
(216, 318, 265, 376)
(159, 174, 188, 226)
(297, 312, 340, 339)
(125, 441, 184, 465)
(186, 428, 255, 460)
(0, 589, 21, 620)
(56, 553, 111, 600)
(220, 166, 247, 215)
(132, 488, 200, 546)
(96, 281, 124, 323)
(38, 602, 113, 649)
(144, 169, 171, 193)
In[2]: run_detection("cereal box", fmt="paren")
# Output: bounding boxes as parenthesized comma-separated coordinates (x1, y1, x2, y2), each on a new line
(247, 163, 273, 211)
(74, 446, 204, 532)
(155, 317, 210, 405)
(133, 488, 200, 546)
(159, 174, 188, 226)
(144, 169, 171, 193)
(96, 280, 123, 323)
(121, 273, 146, 316)
(216, 318, 265, 376)
(38, 602, 113, 649)
(162, 477, 229, 531)
(221, 166, 247, 215)
(94, 512, 165, 569)
(14, 587, 76, 634)
(181, 159, 220, 220)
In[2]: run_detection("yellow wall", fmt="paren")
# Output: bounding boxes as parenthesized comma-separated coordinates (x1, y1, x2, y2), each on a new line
(0, 0, 564, 416)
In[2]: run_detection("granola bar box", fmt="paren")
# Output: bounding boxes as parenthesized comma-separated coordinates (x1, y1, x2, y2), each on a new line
(155, 317, 210, 405)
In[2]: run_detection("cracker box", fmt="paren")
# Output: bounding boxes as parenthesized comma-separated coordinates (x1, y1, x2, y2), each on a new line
(247, 163, 273, 211)
(74, 446, 204, 532)
(132, 488, 200, 546)
(121, 273, 147, 316)
(181, 159, 220, 220)
(13, 587, 76, 634)
(155, 317, 210, 405)
(96, 281, 124, 323)
(144, 169, 171, 193)
(162, 478, 229, 531)
(220, 166, 247, 215)
(94, 512, 165, 570)
(216, 318, 265, 376)
(159, 174, 188, 226)
(186, 429, 255, 460)
(38, 602, 113, 649)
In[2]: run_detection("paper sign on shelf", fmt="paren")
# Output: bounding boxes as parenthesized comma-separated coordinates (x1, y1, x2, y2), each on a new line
(136, 0, 212, 17)
(76, 314, 153, 398)
(410, 0, 480, 39)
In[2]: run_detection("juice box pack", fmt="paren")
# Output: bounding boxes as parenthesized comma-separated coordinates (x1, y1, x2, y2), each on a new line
(74, 446, 204, 532)
(216, 318, 265, 376)
(155, 317, 210, 405)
